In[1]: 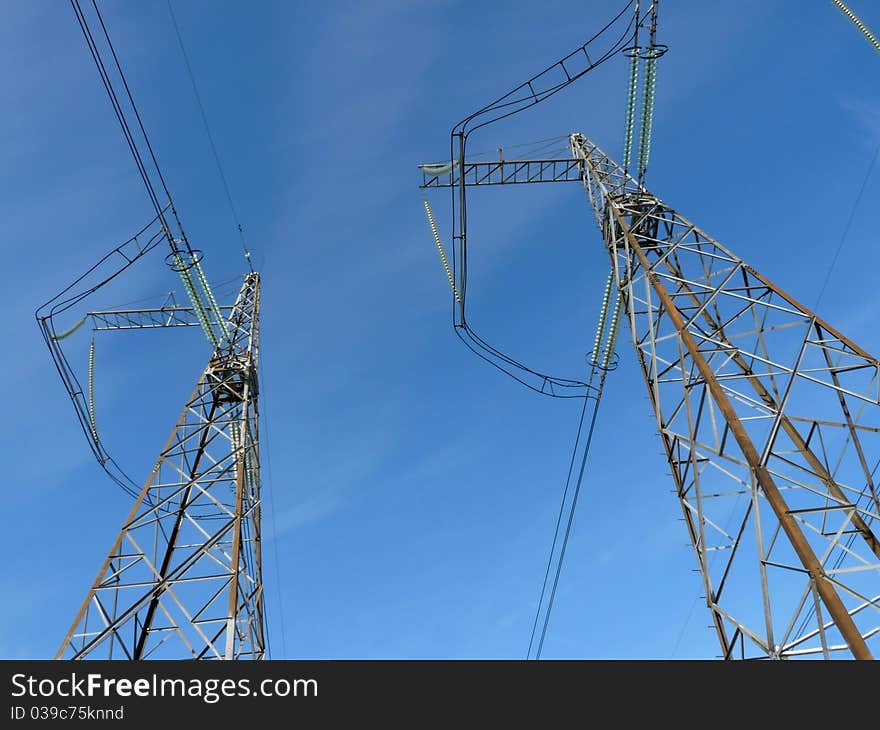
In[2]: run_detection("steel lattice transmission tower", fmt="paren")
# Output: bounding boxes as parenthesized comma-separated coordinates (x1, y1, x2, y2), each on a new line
(421, 134, 880, 659)
(57, 272, 266, 660)
(569, 134, 880, 659)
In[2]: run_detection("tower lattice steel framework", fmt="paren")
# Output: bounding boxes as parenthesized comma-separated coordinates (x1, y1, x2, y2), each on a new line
(56, 272, 266, 660)
(421, 134, 880, 659)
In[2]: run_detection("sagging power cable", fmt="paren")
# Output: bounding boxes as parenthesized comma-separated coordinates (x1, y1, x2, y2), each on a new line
(37, 212, 170, 499)
(39, 3, 243, 501)
(70, 0, 226, 347)
(814, 2, 880, 310)
(437, 0, 639, 399)
(167, 0, 255, 273)
(527, 276, 623, 659)
(420, 1, 662, 652)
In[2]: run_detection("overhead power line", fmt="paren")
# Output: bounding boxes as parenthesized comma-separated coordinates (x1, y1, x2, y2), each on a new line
(167, 0, 254, 272)
(815, 143, 879, 309)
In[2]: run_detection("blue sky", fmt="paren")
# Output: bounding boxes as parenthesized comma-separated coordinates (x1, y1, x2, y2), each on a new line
(2, 0, 878, 659)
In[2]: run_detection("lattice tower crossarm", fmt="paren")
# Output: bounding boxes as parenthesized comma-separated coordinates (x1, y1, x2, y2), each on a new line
(57, 272, 266, 660)
(569, 133, 880, 659)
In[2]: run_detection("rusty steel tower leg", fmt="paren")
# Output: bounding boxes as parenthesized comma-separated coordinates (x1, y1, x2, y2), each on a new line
(56, 273, 265, 660)
(571, 134, 880, 659)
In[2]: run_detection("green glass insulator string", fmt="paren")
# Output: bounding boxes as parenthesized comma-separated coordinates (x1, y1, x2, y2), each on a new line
(636, 50, 658, 183)
(591, 271, 615, 363)
(622, 50, 640, 171)
(88, 335, 98, 440)
(173, 252, 219, 347)
(191, 254, 229, 339)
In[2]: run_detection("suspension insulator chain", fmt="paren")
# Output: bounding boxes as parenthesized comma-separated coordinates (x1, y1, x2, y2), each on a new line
(51, 317, 87, 341)
(622, 50, 640, 171)
(174, 253, 219, 347)
(423, 199, 462, 304)
(637, 50, 659, 183)
(192, 254, 229, 339)
(230, 421, 247, 495)
(601, 292, 624, 370)
(591, 271, 615, 363)
(243, 431, 258, 497)
(88, 335, 98, 440)
(831, 0, 880, 53)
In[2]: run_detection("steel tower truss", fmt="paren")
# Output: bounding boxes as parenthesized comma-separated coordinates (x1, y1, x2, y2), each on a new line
(57, 272, 265, 660)
(422, 135, 880, 659)
(569, 133, 880, 659)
